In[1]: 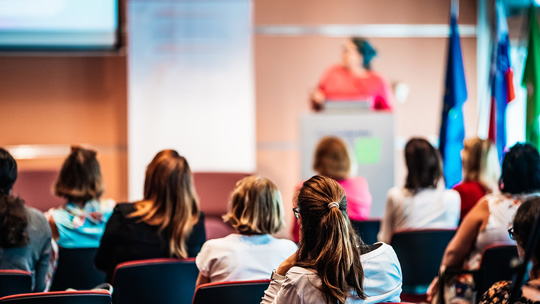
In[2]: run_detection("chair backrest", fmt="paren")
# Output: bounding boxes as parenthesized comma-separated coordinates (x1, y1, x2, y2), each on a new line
(390, 229, 456, 293)
(50, 247, 105, 291)
(350, 219, 380, 245)
(112, 258, 199, 304)
(192, 280, 271, 304)
(0, 270, 32, 298)
(0, 290, 111, 304)
(475, 244, 519, 299)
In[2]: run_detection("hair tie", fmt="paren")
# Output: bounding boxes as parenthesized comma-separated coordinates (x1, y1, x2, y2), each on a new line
(328, 202, 339, 209)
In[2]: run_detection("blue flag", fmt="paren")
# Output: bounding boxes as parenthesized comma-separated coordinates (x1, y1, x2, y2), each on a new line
(488, 0, 514, 160)
(439, 11, 468, 189)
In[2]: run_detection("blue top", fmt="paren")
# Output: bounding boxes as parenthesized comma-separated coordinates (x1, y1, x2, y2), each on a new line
(48, 199, 114, 248)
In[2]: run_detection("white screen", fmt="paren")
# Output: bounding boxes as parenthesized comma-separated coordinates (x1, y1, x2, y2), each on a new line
(127, 0, 255, 200)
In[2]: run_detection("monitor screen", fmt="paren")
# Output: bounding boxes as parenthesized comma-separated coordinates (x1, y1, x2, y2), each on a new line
(0, 0, 120, 51)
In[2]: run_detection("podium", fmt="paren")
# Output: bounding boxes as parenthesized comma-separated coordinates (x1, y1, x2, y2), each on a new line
(300, 111, 394, 218)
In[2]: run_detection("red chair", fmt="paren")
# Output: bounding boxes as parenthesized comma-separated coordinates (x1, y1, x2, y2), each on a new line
(112, 258, 199, 304)
(192, 279, 271, 304)
(193, 172, 250, 240)
(0, 270, 31, 298)
(390, 229, 456, 302)
(0, 290, 111, 304)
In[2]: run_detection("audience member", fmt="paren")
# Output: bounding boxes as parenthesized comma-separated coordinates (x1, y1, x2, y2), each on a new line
(427, 143, 540, 301)
(292, 136, 372, 242)
(0, 148, 52, 292)
(45, 147, 114, 249)
(378, 138, 460, 243)
(262, 175, 402, 304)
(95, 149, 206, 282)
(479, 195, 540, 304)
(453, 138, 500, 220)
(195, 176, 296, 287)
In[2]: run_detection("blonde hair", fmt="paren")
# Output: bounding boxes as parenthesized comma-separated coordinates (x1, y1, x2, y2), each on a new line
(223, 176, 284, 235)
(313, 136, 351, 181)
(129, 150, 200, 258)
(462, 138, 500, 193)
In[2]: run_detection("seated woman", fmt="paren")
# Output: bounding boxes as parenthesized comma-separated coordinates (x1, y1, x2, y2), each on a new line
(453, 138, 500, 221)
(480, 196, 540, 304)
(262, 175, 402, 304)
(310, 37, 393, 111)
(0, 148, 52, 292)
(46, 147, 115, 249)
(95, 149, 206, 282)
(195, 176, 297, 286)
(378, 138, 460, 243)
(292, 136, 372, 242)
(427, 143, 540, 301)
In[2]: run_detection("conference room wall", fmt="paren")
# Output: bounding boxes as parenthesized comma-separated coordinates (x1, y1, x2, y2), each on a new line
(0, 56, 129, 207)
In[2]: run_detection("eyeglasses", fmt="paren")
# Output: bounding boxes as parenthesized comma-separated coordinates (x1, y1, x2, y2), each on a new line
(508, 227, 515, 240)
(293, 207, 299, 219)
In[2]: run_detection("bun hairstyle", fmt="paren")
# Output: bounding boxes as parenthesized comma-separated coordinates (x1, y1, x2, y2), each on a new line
(223, 175, 284, 235)
(296, 175, 366, 303)
(130, 149, 200, 258)
(0, 148, 29, 248)
(54, 146, 104, 203)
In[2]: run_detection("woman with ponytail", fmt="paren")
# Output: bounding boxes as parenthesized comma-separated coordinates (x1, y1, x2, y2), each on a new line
(95, 149, 206, 282)
(0, 148, 52, 292)
(261, 175, 402, 304)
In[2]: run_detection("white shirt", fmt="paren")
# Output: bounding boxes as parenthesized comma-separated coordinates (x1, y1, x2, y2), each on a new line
(261, 242, 402, 304)
(196, 233, 297, 283)
(378, 186, 461, 243)
(465, 193, 520, 270)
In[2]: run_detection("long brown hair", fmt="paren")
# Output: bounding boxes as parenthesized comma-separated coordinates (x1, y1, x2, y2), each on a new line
(404, 138, 444, 193)
(129, 149, 200, 258)
(296, 175, 366, 303)
(0, 148, 29, 248)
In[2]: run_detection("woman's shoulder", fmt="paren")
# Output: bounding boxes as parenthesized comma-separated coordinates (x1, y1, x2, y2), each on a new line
(113, 202, 136, 214)
(24, 206, 49, 228)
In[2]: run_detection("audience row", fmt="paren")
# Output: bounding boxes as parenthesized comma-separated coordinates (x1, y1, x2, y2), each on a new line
(1, 135, 540, 303)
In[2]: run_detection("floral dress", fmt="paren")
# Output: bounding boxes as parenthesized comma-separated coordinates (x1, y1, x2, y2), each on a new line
(480, 281, 540, 304)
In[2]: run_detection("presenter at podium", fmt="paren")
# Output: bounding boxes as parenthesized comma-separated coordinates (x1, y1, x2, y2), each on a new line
(310, 38, 394, 111)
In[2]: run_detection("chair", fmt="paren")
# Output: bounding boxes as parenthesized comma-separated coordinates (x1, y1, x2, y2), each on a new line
(474, 244, 519, 298)
(50, 247, 105, 291)
(192, 280, 270, 304)
(112, 258, 199, 304)
(441, 243, 519, 303)
(350, 219, 380, 245)
(0, 270, 31, 298)
(0, 290, 111, 304)
(390, 229, 456, 302)
(193, 172, 250, 240)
